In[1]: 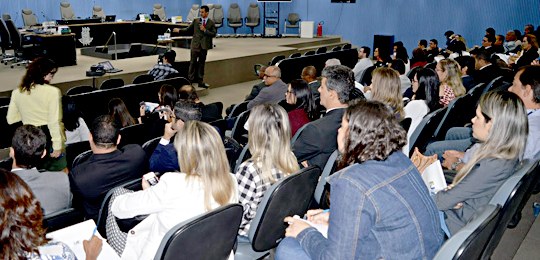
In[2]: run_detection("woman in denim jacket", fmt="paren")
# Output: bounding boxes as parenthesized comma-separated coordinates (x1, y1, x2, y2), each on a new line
(276, 100, 444, 259)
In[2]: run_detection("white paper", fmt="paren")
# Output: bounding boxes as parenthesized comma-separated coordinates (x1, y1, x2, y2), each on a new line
(46, 220, 120, 260)
(292, 215, 328, 238)
(421, 160, 448, 193)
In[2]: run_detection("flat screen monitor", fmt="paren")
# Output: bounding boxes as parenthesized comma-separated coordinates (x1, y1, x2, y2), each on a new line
(257, 0, 292, 2)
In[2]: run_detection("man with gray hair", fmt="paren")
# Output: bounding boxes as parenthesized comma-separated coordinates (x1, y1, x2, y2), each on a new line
(247, 65, 287, 110)
(149, 100, 202, 172)
(293, 65, 354, 170)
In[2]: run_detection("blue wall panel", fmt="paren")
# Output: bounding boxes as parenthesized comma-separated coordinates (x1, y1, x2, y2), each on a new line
(2, 0, 539, 54)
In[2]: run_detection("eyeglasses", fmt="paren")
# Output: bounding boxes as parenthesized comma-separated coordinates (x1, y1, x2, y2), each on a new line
(411, 79, 418, 83)
(264, 74, 276, 78)
(286, 90, 293, 94)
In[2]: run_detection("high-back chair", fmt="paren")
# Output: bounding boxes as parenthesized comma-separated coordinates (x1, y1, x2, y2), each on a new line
(66, 85, 94, 96)
(433, 204, 502, 260)
(4, 19, 31, 68)
(230, 110, 250, 145)
(154, 204, 243, 260)
(21, 9, 38, 27)
(60, 2, 76, 20)
(187, 4, 199, 22)
(153, 3, 167, 21)
(92, 5, 105, 20)
(99, 78, 125, 90)
(235, 166, 322, 260)
(284, 13, 300, 35)
(0, 19, 13, 63)
(212, 4, 224, 29)
(227, 3, 243, 34)
(407, 107, 448, 156)
(245, 3, 260, 35)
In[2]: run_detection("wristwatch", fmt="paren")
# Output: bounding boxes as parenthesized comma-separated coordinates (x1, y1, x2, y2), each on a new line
(450, 160, 462, 171)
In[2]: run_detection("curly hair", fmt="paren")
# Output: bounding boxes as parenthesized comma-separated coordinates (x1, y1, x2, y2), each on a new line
(0, 169, 47, 259)
(338, 100, 407, 168)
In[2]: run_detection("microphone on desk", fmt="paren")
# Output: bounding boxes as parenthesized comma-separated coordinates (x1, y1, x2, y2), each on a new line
(41, 11, 51, 22)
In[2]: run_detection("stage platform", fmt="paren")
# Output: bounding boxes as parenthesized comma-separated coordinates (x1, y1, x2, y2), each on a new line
(0, 36, 348, 96)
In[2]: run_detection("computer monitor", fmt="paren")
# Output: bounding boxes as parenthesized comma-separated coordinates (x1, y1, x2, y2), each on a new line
(105, 15, 116, 22)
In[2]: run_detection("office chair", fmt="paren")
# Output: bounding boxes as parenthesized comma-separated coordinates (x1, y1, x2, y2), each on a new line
(92, 5, 105, 20)
(245, 3, 260, 36)
(2, 14, 12, 21)
(227, 3, 243, 35)
(284, 13, 300, 35)
(153, 3, 166, 21)
(212, 4, 224, 30)
(4, 20, 31, 68)
(60, 2, 76, 20)
(187, 4, 199, 22)
(0, 19, 14, 64)
(21, 9, 39, 28)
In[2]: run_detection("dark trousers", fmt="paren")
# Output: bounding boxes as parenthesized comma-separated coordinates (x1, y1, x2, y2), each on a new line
(188, 48, 208, 83)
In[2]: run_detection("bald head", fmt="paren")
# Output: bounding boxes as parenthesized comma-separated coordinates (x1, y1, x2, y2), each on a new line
(301, 66, 317, 82)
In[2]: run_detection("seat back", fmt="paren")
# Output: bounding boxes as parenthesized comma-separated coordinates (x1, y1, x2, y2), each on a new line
(154, 204, 243, 260)
(400, 117, 412, 132)
(316, 47, 327, 54)
(433, 204, 501, 260)
(4, 20, 21, 50)
(43, 208, 85, 233)
(234, 144, 252, 173)
(227, 3, 242, 24)
(331, 46, 342, 52)
(342, 43, 352, 49)
(407, 106, 448, 156)
(246, 3, 260, 25)
(314, 150, 338, 204)
(482, 76, 504, 94)
(483, 160, 540, 258)
(0, 96, 10, 106)
(153, 3, 167, 21)
(72, 150, 92, 168)
(96, 178, 140, 238)
(2, 14, 11, 21)
(202, 101, 223, 123)
(0, 19, 11, 51)
(21, 9, 38, 27)
(212, 4, 224, 28)
(187, 4, 200, 22)
(286, 13, 300, 27)
(142, 137, 161, 161)
(224, 136, 242, 172)
(132, 74, 155, 84)
(290, 122, 310, 147)
(60, 2, 76, 20)
(432, 94, 475, 141)
(118, 124, 148, 147)
(65, 141, 91, 170)
(209, 118, 228, 140)
(231, 110, 250, 145)
(92, 5, 105, 19)
(359, 65, 375, 86)
(289, 52, 301, 58)
(66, 85, 94, 96)
(99, 78, 125, 90)
(269, 55, 285, 66)
(228, 101, 249, 119)
(304, 50, 316, 56)
(247, 166, 322, 252)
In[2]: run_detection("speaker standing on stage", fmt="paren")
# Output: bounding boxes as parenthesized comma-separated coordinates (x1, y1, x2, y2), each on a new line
(174, 5, 216, 89)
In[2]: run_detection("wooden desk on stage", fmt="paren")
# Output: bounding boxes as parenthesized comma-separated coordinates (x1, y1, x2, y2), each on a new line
(25, 33, 77, 66)
(67, 21, 190, 48)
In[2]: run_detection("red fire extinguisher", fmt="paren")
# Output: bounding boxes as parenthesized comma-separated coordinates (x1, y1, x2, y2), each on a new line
(317, 21, 324, 37)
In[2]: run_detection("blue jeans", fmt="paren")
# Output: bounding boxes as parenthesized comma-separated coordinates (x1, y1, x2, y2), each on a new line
(275, 237, 311, 260)
(425, 127, 473, 159)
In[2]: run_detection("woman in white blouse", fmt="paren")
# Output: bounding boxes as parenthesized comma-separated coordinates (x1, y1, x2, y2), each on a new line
(110, 121, 238, 259)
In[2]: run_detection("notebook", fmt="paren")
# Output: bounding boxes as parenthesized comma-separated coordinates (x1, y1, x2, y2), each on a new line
(98, 61, 122, 73)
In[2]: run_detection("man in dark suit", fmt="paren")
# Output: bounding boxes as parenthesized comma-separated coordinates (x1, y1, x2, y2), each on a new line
(69, 115, 145, 221)
(293, 65, 354, 170)
(301, 65, 320, 101)
(174, 5, 216, 88)
(471, 48, 501, 85)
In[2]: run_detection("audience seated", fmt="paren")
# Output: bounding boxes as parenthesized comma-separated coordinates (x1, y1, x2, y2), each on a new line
(276, 100, 443, 259)
(149, 100, 202, 173)
(109, 121, 237, 259)
(434, 90, 527, 236)
(369, 67, 405, 119)
(63, 96, 90, 145)
(247, 66, 287, 110)
(147, 50, 179, 80)
(493, 34, 506, 54)
(352, 46, 373, 82)
(390, 59, 411, 94)
(427, 39, 442, 62)
(0, 168, 102, 259)
(293, 65, 353, 170)
(394, 44, 410, 73)
(373, 47, 391, 68)
(235, 104, 299, 238)
(178, 84, 222, 122)
(436, 59, 466, 106)
(509, 34, 539, 71)
(138, 84, 177, 137)
(410, 47, 428, 68)
(108, 98, 137, 128)
(454, 56, 477, 91)
(283, 79, 319, 136)
(301, 65, 321, 101)
(470, 48, 502, 85)
(245, 66, 267, 101)
(479, 34, 496, 55)
(10, 125, 71, 216)
(69, 115, 146, 221)
(504, 30, 519, 53)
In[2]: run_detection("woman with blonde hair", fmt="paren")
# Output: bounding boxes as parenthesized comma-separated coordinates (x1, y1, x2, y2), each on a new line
(235, 104, 299, 239)
(434, 91, 527, 235)
(370, 67, 405, 119)
(436, 59, 466, 106)
(110, 121, 237, 259)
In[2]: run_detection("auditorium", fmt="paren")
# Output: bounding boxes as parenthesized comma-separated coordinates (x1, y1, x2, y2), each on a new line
(0, 0, 539, 259)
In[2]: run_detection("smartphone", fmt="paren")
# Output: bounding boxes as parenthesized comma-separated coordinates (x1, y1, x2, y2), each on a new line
(143, 172, 159, 186)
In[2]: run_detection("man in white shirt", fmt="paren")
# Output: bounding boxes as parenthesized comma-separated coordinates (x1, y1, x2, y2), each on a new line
(352, 46, 373, 82)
